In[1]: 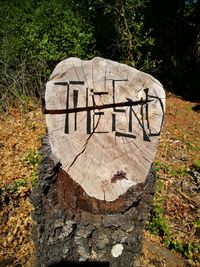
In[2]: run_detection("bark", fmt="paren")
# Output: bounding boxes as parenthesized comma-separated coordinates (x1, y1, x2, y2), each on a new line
(31, 136, 156, 267)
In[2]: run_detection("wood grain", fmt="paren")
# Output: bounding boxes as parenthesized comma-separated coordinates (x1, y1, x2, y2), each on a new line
(44, 57, 165, 201)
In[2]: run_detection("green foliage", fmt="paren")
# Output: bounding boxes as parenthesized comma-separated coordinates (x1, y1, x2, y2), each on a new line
(0, 150, 42, 200)
(146, 166, 200, 259)
(2, 179, 27, 194)
(23, 1, 96, 62)
(146, 177, 170, 237)
(83, 0, 157, 70)
(193, 218, 200, 229)
(0, 0, 199, 102)
(186, 142, 200, 152)
(0, 97, 9, 114)
(0, 0, 97, 101)
(115, 0, 157, 69)
(21, 149, 42, 187)
(168, 241, 200, 259)
(153, 161, 187, 177)
(195, 159, 200, 171)
(0, 178, 28, 206)
(22, 150, 42, 168)
(147, 210, 170, 237)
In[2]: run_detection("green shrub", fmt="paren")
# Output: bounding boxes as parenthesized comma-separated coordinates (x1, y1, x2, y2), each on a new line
(0, 0, 97, 100)
(21, 149, 42, 187)
(2, 179, 27, 194)
(146, 167, 200, 260)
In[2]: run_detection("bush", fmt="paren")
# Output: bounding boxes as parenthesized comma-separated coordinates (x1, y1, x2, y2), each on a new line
(0, 0, 97, 101)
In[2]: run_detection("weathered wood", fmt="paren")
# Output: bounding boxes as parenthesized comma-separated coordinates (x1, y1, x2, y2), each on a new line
(31, 57, 165, 266)
(44, 57, 165, 204)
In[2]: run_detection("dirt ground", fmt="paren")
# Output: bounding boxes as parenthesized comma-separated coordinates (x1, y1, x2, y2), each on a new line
(138, 94, 200, 267)
(0, 93, 199, 266)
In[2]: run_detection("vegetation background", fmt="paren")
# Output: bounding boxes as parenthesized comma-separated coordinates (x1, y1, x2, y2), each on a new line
(0, 0, 199, 266)
(0, 0, 199, 105)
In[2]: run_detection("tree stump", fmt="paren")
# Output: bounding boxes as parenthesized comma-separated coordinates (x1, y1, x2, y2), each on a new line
(31, 57, 165, 267)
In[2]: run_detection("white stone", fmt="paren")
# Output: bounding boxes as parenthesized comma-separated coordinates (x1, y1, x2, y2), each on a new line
(111, 244, 124, 258)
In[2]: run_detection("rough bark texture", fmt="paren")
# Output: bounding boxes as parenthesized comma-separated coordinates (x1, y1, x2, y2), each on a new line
(31, 136, 156, 267)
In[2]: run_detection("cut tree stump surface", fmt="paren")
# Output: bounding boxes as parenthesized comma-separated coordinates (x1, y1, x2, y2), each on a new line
(31, 57, 165, 266)
(44, 57, 165, 203)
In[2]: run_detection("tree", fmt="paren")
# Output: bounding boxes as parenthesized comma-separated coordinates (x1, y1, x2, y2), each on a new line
(145, 0, 200, 99)
(0, 0, 96, 99)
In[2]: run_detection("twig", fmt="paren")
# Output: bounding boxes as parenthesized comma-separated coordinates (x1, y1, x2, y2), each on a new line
(174, 188, 197, 208)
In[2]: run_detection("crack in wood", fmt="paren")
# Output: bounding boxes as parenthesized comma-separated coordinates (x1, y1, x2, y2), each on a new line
(66, 114, 101, 172)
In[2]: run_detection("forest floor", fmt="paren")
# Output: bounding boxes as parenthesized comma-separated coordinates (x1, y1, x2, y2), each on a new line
(0, 93, 199, 267)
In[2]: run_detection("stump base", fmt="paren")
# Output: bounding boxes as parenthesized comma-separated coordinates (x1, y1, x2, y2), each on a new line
(31, 137, 156, 267)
